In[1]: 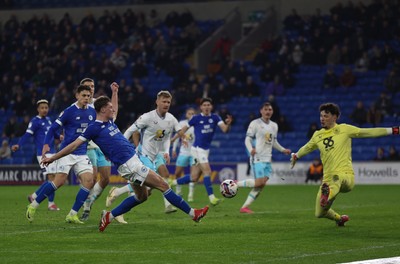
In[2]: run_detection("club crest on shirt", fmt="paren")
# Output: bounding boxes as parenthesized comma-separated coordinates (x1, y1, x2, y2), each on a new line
(208, 118, 213, 123)
(89, 115, 93, 120)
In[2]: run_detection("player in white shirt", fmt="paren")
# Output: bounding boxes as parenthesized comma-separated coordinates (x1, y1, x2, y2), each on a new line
(171, 108, 196, 201)
(237, 102, 291, 214)
(106, 91, 181, 213)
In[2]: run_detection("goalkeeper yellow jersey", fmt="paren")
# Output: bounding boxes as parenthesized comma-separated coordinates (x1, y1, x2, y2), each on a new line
(297, 124, 388, 175)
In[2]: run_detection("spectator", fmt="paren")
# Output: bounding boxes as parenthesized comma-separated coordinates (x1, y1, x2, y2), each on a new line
(373, 147, 386, 161)
(276, 115, 292, 133)
(384, 70, 400, 94)
(374, 92, 392, 117)
(305, 158, 323, 184)
(2, 116, 18, 139)
(15, 114, 30, 137)
(367, 104, 382, 127)
(243, 76, 259, 97)
(131, 58, 148, 79)
(350, 101, 367, 126)
(340, 67, 356, 87)
(212, 34, 233, 63)
(387, 146, 400, 161)
(292, 44, 303, 65)
(280, 68, 295, 88)
(0, 139, 12, 160)
(326, 44, 341, 65)
(307, 122, 318, 139)
(323, 67, 339, 89)
(354, 52, 369, 73)
(266, 75, 284, 96)
(110, 48, 128, 70)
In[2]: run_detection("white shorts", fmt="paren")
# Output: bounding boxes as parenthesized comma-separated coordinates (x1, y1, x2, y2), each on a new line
(117, 154, 150, 186)
(190, 146, 210, 164)
(37, 154, 57, 176)
(54, 154, 93, 176)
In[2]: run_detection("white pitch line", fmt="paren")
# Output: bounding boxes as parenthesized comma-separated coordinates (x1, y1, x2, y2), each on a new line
(338, 256, 400, 264)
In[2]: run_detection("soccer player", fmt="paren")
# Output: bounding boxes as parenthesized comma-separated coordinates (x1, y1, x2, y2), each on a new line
(171, 97, 233, 205)
(106, 91, 181, 214)
(11, 99, 63, 211)
(41, 96, 209, 232)
(78, 78, 126, 223)
(238, 102, 291, 214)
(171, 107, 196, 201)
(290, 103, 399, 226)
(25, 85, 96, 224)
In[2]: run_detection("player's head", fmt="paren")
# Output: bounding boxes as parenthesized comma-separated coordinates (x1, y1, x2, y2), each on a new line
(156, 90, 172, 115)
(319, 103, 340, 129)
(94, 96, 114, 120)
(80, 78, 95, 98)
(200, 97, 213, 115)
(75, 84, 92, 107)
(185, 107, 196, 120)
(260, 102, 273, 120)
(36, 99, 49, 117)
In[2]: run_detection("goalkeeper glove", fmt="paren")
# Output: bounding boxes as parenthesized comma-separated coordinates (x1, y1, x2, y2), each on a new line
(290, 153, 298, 169)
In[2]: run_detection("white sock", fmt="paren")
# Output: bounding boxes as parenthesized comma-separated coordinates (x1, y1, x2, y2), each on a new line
(164, 197, 172, 208)
(175, 184, 182, 195)
(189, 208, 195, 217)
(48, 201, 55, 207)
(68, 209, 78, 216)
(32, 193, 38, 199)
(237, 179, 255, 188)
(242, 188, 261, 208)
(188, 182, 195, 198)
(208, 194, 216, 201)
(114, 184, 131, 197)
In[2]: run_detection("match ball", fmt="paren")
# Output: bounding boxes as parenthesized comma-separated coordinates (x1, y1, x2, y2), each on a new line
(220, 179, 238, 198)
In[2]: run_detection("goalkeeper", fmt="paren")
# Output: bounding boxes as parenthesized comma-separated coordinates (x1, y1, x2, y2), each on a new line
(290, 103, 398, 226)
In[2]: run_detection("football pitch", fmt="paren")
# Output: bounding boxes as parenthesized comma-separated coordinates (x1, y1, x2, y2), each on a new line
(1, 184, 399, 264)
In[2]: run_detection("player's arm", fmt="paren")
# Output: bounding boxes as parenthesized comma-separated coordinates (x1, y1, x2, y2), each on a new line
(273, 139, 291, 155)
(42, 121, 62, 157)
(41, 138, 84, 166)
(351, 126, 399, 138)
(131, 131, 140, 147)
(110, 82, 119, 121)
(171, 125, 189, 144)
(290, 138, 318, 169)
(172, 133, 180, 159)
(12, 131, 33, 152)
(123, 123, 139, 142)
(245, 135, 256, 156)
(218, 115, 233, 133)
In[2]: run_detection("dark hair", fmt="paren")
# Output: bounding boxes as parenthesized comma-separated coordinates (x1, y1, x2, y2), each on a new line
(200, 97, 213, 105)
(80, 78, 94, 85)
(319, 103, 340, 117)
(94, 96, 111, 112)
(76, 84, 91, 94)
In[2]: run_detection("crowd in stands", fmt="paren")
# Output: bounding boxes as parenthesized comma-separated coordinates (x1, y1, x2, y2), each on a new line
(1, 0, 400, 163)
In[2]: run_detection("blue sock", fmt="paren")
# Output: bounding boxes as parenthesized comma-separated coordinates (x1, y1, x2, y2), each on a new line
(164, 188, 191, 214)
(203, 175, 213, 195)
(34, 181, 48, 197)
(36, 182, 57, 204)
(72, 187, 90, 212)
(46, 181, 55, 202)
(177, 174, 191, 185)
(111, 196, 141, 216)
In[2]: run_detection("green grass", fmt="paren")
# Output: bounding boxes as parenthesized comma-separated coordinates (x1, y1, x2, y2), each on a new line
(1, 184, 399, 264)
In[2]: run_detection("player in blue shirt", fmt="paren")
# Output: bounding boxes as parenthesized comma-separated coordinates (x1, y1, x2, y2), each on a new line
(25, 85, 96, 224)
(12, 99, 63, 211)
(79, 78, 126, 223)
(171, 98, 233, 205)
(41, 96, 209, 232)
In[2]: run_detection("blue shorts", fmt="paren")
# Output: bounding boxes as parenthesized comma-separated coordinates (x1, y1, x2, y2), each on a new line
(87, 148, 111, 168)
(252, 162, 272, 179)
(139, 154, 166, 171)
(176, 154, 194, 167)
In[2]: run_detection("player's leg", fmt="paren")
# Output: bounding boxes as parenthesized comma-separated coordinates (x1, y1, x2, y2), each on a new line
(239, 162, 269, 214)
(65, 157, 94, 224)
(46, 173, 60, 211)
(173, 165, 184, 195)
(157, 163, 177, 213)
(26, 172, 68, 222)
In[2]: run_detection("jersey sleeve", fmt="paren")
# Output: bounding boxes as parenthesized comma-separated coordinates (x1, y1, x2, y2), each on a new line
(296, 134, 318, 159)
(343, 124, 389, 138)
(123, 123, 139, 140)
(79, 124, 96, 142)
(134, 113, 150, 130)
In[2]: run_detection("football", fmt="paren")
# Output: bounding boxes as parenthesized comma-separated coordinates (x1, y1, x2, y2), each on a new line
(220, 179, 238, 198)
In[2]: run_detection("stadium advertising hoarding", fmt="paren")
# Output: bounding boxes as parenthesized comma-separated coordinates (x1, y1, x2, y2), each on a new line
(1, 162, 399, 185)
(0, 165, 44, 185)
